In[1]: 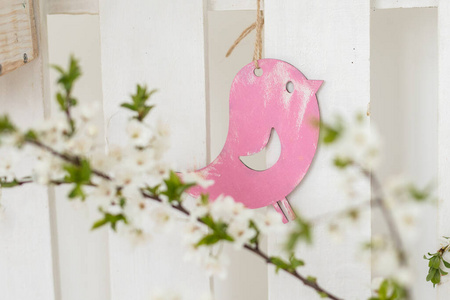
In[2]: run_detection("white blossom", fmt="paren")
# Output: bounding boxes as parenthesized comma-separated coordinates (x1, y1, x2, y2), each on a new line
(150, 205, 175, 233)
(123, 148, 155, 174)
(254, 209, 284, 234)
(333, 117, 381, 170)
(183, 242, 210, 264)
(227, 219, 256, 249)
(392, 202, 421, 243)
(210, 195, 240, 223)
(0, 132, 23, 147)
(127, 119, 152, 148)
(182, 172, 214, 189)
(439, 236, 450, 249)
(36, 117, 70, 151)
(90, 150, 113, 174)
(203, 254, 229, 279)
(32, 152, 64, 185)
(77, 102, 100, 122)
(90, 181, 117, 210)
(151, 119, 170, 159)
(0, 148, 18, 180)
(183, 221, 206, 245)
(183, 196, 208, 220)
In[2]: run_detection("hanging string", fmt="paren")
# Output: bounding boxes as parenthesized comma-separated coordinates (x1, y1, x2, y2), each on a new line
(226, 0, 264, 69)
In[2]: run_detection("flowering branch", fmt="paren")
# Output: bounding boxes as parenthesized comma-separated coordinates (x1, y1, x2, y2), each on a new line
(6, 137, 343, 300)
(0, 57, 445, 300)
(0, 57, 343, 300)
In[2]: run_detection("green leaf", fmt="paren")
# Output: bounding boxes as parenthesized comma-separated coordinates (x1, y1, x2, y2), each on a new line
(270, 256, 291, 274)
(284, 215, 312, 253)
(430, 256, 441, 269)
(161, 171, 196, 203)
(432, 269, 441, 286)
(443, 259, 450, 269)
(145, 184, 161, 197)
(378, 279, 389, 298)
(0, 178, 21, 188)
(52, 56, 82, 95)
(92, 213, 127, 231)
(427, 268, 437, 282)
(249, 220, 260, 245)
(0, 115, 16, 135)
(68, 184, 85, 200)
(120, 103, 137, 111)
(63, 159, 92, 201)
(289, 254, 305, 269)
(121, 85, 157, 121)
(24, 130, 38, 141)
(319, 121, 343, 145)
(200, 193, 209, 206)
(333, 157, 353, 169)
(196, 234, 222, 246)
(56, 93, 66, 111)
(408, 184, 432, 202)
(306, 276, 317, 284)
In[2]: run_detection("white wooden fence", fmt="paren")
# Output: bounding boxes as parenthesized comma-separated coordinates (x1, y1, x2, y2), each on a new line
(0, 0, 447, 299)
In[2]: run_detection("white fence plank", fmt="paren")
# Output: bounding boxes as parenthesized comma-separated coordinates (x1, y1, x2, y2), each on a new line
(47, 15, 109, 300)
(206, 10, 269, 300)
(438, 1, 450, 299)
(48, 0, 98, 15)
(265, 1, 371, 299)
(371, 8, 438, 299)
(0, 0, 56, 299)
(209, 0, 438, 11)
(208, 0, 261, 11)
(99, 1, 210, 299)
(373, 0, 437, 9)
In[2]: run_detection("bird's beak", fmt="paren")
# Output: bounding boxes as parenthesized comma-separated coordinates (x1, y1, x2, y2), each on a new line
(308, 80, 323, 93)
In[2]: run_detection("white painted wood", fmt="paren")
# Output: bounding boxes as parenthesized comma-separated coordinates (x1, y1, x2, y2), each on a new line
(0, 0, 56, 299)
(209, 0, 438, 11)
(208, 0, 261, 11)
(48, 0, 98, 15)
(438, 1, 450, 298)
(47, 15, 109, 300)
(99, 0, 210, 298)
(207, 10, 268, 300)
(371, 8, 438, 299)
(373, 0, 437, 9)
(265, 1, 371, 299)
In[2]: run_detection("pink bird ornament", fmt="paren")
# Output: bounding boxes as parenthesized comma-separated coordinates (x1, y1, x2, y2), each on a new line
(186, 59, 322, 223)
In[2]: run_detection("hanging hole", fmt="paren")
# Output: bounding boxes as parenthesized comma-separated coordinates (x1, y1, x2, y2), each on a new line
(286, 81, 294, 93)
(254, 68, 263, 77)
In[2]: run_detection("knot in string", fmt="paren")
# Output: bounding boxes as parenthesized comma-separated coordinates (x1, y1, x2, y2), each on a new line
(226, 0, 264, 69)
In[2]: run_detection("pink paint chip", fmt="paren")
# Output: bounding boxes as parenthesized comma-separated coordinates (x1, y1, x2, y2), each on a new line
(186, 59, 322, 223)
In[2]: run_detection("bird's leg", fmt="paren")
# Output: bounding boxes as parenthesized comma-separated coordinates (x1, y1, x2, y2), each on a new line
(280, 197, 297, 221)
(273, 202, 288, 224)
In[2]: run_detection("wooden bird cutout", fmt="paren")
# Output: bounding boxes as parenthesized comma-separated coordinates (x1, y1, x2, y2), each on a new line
(187, 59, 321, 223)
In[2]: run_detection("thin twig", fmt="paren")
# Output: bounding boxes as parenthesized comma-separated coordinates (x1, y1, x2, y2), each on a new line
(25, 139, 112, 181)
(21, 138, 344, 300)
(359, 166, 407, 265)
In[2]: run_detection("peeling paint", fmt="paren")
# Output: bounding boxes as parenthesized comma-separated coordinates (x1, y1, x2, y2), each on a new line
(185, 59, 322, 221)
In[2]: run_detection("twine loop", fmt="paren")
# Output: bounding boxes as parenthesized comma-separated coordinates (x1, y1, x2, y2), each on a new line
(226, 0, 264, 69)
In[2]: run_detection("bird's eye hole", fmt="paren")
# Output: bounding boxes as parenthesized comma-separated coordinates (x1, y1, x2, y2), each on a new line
(254, 68, 263, 77)
(286, 81, 294, 93)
